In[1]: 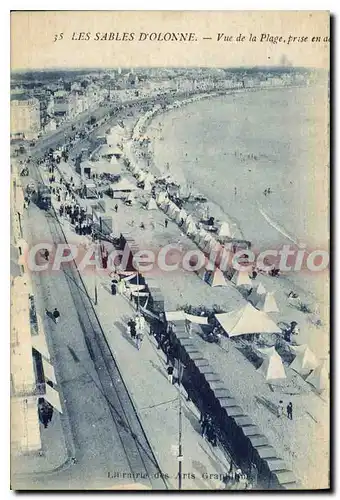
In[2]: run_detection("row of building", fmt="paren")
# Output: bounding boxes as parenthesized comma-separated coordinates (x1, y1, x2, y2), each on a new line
(10, 83, 108, 141)
(11, 71, 310, 141)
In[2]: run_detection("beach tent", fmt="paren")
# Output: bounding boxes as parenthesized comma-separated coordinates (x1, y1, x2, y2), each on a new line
(231, 270, 252, 288)
(215, 303, 281, 338)
(185, 221, 196, 236)
(110, 155, 120, 166)
(156, 191, 168, 205)
(206, 267, 228, 287)
(306, 362, 328, 391)
(218, 222, 231, 238)
(110, 178, 137, 192)
(146, 198, 158, 210)
(256, 292, 280, 313)
(160, 200, 171, 212)
(126, 192, 135, 205)
(183, 215, 194, 230)
(176, 209, 188, 225)
(144, 172, 155, 184)
(257, 347, 286, 382)
(137, 170, 146, 182)
(143, 180, 152, 192)
(289, 345, 319, 376)
(248, 283, 266, 305)
(201, 235, 215, 254)
(167, 202, 180, 220)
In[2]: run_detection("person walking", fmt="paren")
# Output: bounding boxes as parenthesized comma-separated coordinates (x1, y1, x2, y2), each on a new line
(38, 398, 50, 429)
(128, 319, 137, 339)
(287, 402, 293, 420)
(114, 204, 118, 213)
(165, 219, 168, 228)
(277, 400, 284, 418)
(111, 279, 117, 296)
(167, 365, 174, 384)
(136, 332, 143, 350)
(53, 308, 60, 324)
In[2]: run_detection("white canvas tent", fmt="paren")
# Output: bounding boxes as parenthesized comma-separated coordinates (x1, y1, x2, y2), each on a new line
(110, 155, 120, 166)
(157, 191, 168, 205)
(110, 179, 137, 192)
(231, 270, 252, 287)
(218, 221, 231, 238)
(248, 283, 266, 305)
(126, 192, 135, 204)
(167, 202, 180, 219)
(207, 267, 228, 287)
(144, 172, 155, 184)
(176, 209, 187, 225)
(289, 344, 319, 376)
(256, 292, 280, 313)
(137, 170, 147, 182)
(257, 347, 286, 382)
(215, 303, 281, 337)
(185, 221, 196, 236)
(306, 361, 328, 391)
(146, 198, 158, 210)
(143, 180, 152, 192)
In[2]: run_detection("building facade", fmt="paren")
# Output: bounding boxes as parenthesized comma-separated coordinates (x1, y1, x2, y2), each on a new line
(11, 96, 41, 140)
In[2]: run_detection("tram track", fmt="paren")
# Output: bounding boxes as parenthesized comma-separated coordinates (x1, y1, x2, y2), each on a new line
(29, 160, 168, 489)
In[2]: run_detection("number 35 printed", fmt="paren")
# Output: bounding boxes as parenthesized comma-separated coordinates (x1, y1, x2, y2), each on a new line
(54, 33, 64, 42)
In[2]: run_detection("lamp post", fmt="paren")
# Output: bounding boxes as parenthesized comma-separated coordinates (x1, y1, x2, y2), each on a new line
(177, 359, 185, 490)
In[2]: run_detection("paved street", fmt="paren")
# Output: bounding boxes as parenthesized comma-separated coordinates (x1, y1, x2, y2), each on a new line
(12, 201, 165, 490)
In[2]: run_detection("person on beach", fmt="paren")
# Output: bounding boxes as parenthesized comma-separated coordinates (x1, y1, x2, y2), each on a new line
(234, 187, 237, 197)
(264, 189, 268, 196)
(165, 219, 168, 228)
(43, 249, 49, 261)
(136, 332, 143, 350)
(53, 308, 60, 324)
(167, 365, 174, 384)
(290, 321, 299, 335)
(277, 400, 284, 418)
(287, 402, 293, 420)
(128, 318, 137, 339)
(114, 204, 118, 213)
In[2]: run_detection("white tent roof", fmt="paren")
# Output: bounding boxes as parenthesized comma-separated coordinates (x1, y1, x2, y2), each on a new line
(146, 198, 158, 210)
(176, 209, 187, 224)
(168, 203, 180, 219)
(110, 155, 120, 166)
(138, 171, 147, 182)
(165, 310, 186, 321)
(289, 344, 319, 376)
(257, 347, 286, 382)
(256, 292, 279, 313)
(143, 180, 152, 192)
(144, 172, 155, 184)
(111, 179, 137, 191)
(215, 303, 281, 337)
(218, 221, 231, 237)
(306, 362, 328, 391)
(209, 268, 228, 287)
(157, 191, 168, 205)
(160, 200, 170, 211)
(185, 221, 196, 235)
(231, 270, 252, 287)
(248, 283, 267, 305)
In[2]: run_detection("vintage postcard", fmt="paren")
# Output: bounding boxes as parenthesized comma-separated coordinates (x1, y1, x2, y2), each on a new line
(10, 10, 330, 490)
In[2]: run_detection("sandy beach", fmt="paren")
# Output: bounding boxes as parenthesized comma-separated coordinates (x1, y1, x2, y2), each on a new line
(146, 86, 329, 302)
